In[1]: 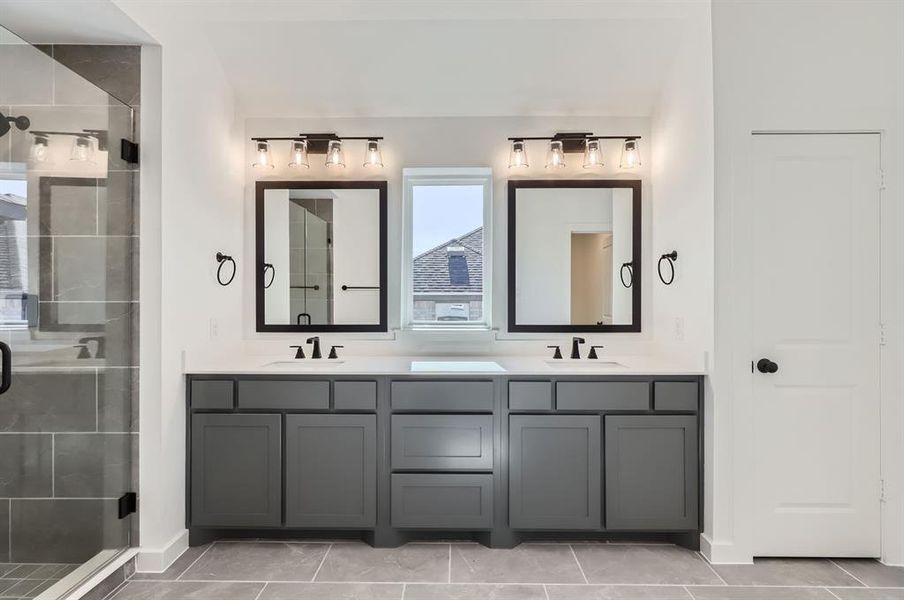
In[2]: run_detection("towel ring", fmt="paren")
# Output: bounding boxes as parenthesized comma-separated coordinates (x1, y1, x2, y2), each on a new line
(619, 262, 634, 289)
(657, 251, 678, 286)
(216, 252, 236, 286)
(262, 263, 275, 289)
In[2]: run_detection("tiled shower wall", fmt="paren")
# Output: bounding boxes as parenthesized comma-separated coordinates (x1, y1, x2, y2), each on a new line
(0, 41, 139, 563)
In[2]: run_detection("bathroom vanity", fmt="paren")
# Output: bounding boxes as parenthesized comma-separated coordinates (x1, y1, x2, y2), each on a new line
(185, 358, 703, 549)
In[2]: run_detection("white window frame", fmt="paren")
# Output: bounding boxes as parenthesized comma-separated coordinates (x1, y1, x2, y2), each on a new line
(402, 167, 493, 330)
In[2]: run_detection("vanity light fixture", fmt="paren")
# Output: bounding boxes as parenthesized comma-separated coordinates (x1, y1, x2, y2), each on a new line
(253, 140, 275, 169)
(363, 139, 383, 168)
(70, 136, 94, 162)
(325, 139, 345, 168)
(545, 140, 566, 168)
(508, 139, 529, 168)
(250, 134, 384, 169)
(505, 133, 642, 170)
(288, 139, 309, 168)
(620, 138, 642, 169)
(30, 134, 49, 162)
(582, 138, 604, 168)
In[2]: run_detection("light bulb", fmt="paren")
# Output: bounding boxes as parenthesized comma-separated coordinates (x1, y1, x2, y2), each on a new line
(363, 139, 383, 168)
(325, 140, 345, 168)
(31, 135, 49, 162)
(288, 140, 309, 168)
(620, 139, 641, 169)
(545, 140, 565, 168)
(252, 140, 275, 169)
(582, 138, 604, 168)
(70, 136, 94, 162)
(508, 139, 528, 168)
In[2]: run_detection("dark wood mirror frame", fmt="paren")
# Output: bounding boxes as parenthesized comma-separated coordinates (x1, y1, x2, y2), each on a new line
(255, 180, 388, 332)
(507, 179, 642, 333)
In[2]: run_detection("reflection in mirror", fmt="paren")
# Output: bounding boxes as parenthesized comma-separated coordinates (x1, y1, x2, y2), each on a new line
(509, 181, 640, 332)
(257, 182, 387, 331)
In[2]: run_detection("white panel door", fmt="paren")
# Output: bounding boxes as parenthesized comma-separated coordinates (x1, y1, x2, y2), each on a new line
(751, 133, 880, 557)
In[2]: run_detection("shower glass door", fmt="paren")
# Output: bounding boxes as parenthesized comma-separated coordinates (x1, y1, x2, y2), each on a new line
(0, 23, 137, 592)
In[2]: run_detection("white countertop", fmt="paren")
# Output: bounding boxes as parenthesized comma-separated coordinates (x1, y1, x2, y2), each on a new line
(185, 355, 704, 376)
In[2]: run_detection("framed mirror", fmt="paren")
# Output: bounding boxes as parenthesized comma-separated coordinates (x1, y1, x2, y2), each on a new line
(508, 180, 641, 332)
(255, 181, 387, 332)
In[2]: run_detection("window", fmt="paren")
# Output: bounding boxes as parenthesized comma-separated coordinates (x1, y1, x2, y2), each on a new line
(403, 168, 492, 328)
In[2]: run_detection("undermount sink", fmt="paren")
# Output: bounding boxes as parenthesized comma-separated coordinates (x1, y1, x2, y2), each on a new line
(545, 359, 624, 369)
(263, 360, 346, 368)
(410, 360, 506, 373)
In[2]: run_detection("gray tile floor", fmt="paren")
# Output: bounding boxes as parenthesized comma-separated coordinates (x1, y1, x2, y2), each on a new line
(0, 563, 78, 599)
(102, 541, 904, 600)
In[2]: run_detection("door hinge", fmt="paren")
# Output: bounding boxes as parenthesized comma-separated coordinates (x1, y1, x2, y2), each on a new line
(880, 479, 887, 502)
(879, 169, 887, 190)
(118, 492, 137, 519)
(120, 139, 139, 165)
(880, 322, 888, 346)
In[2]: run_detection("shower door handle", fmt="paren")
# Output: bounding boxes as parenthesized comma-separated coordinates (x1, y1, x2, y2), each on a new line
(0, 341, 11, 394)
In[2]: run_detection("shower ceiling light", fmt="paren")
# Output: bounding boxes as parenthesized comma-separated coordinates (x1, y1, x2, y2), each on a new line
(620, 138, 641, 169)
(288, 139, 309, 168)
(508, 139, 528, 168)
(253, 140, 275, 169)
(363, 139, 383, 168)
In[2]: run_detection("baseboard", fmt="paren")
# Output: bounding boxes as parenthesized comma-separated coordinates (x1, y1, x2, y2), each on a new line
(699, 532, 753, 564)
(136, 529, 189, 573)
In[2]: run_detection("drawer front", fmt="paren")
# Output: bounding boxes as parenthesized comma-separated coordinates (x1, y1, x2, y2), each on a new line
(556, 381, 650, 411)
(335, 381, 377, 411)
(392, 473, 493, 529)
(238, 380, 329, 410)
(391, 381, 494, 412)
(653, 382, 698, 412)
(191, 380, 234, 410)
(391, 415, 493, 471)
(509, 381, 552, 411)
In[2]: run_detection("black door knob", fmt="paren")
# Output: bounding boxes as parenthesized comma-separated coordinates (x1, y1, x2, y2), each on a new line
(756, 358, 779, 374)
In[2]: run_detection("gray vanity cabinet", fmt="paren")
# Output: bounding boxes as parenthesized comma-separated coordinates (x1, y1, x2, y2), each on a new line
(285, 414, 377, 528)
(605, 415, 698, 530)
(190, 413, 282, 527)
(509, 415, 601, 530)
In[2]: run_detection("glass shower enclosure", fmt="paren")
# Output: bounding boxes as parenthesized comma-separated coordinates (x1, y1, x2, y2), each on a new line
(0, 24, 137, 597)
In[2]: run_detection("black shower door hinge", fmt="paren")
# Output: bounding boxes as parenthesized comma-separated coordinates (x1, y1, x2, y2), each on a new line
(120, 139, 139, 165)
(118, 492, 138, 519)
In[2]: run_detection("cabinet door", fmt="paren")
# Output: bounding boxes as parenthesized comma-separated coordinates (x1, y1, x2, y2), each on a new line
(509, 415, 601, 530)
(190, 413, 282, 527)
(605, 415, 698, 530)
(285, 414, 376, 528)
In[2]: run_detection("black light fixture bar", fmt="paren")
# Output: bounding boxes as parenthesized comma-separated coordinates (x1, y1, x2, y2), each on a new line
(251, 133, 384, 155)
(507, 134, 641, 141)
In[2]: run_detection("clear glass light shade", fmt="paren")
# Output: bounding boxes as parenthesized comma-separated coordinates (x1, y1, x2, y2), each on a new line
(288, 140, 309, 168)
(545, 140, 566, 168)
(325, 140, 345, 168)
(582, 138, 604, 168)
(620, 139, 641, 169)
(70, 136, 94, 162)
(31, 135, 49, 162)
(252, 141, 275, 169)
(363, 139, 383, 168)
(508, 140, 529, 168)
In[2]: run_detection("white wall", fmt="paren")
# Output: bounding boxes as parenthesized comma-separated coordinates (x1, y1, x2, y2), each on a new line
(709, 0, 904, 564)
(137, 25, 244, 569)
(240, 116, 658, 357)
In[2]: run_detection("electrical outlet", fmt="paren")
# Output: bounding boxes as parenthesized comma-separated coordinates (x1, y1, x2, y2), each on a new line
(209, 317, 219, 339)
(674, 317, 685, 341)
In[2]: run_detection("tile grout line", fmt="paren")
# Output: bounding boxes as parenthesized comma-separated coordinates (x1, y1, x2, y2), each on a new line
(542, 583, 551, 600)
(175, 542, 215, 581)
(825, 587, 844, 600)
(101, 578, 129, 600)
(401, 582, 407, 600)
(310, 543, 332, 582)
(682, 584, 694, 599)
(696, 551, 728, 585)
(828, 559, 869, 587)
(251, 581, 267, 600)
(568, 544, 589, 584)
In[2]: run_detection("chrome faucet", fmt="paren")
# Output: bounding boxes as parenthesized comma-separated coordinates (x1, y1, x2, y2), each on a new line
(571, 337, 585, 359)
(307, 336, 322, 359)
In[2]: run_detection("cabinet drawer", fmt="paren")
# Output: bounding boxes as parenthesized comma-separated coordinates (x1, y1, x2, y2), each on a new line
(391, 381, 493, 412)
(509, 381, 552, 410)
(335, 381, 377, 411)
(191, 380, 234, 410)
(392, 473, 493, 529)
(391, 415, 493, 471)
(237, 380, 329, 410)
(556, 381, 649, 411)
(653, 382, 698, 412)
